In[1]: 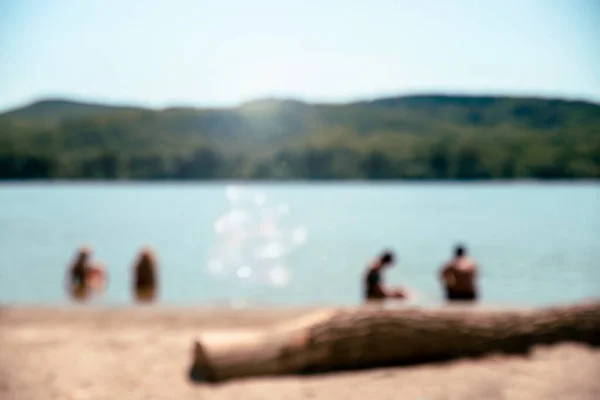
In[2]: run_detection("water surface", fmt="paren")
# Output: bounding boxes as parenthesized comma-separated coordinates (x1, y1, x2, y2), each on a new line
(0, 182, 598, 307)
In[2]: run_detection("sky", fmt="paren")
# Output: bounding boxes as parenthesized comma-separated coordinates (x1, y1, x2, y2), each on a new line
(1, 0, 599, 112)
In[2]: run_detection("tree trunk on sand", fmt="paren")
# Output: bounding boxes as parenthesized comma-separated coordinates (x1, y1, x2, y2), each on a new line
(189, 301, 600, 383)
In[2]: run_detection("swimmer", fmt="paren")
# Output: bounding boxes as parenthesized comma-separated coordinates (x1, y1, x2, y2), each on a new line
(364, 250, 410, 301)
(133, 247, 159, 302)
(66, 246, 107, 300)
(440, 244, 478, 302)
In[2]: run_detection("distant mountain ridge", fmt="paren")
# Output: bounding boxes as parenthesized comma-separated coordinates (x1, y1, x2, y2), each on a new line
(1, 98, 147, 124)
(3, 93, 599, 117)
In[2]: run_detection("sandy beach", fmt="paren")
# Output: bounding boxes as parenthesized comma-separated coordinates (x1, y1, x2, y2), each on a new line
(1, 306, 599, 400)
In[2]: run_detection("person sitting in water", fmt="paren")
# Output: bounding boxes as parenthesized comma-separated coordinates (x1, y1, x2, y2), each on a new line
(364, 251, 409, 301)
(440, 244, 478, 302)
(133, 247, 159, 302)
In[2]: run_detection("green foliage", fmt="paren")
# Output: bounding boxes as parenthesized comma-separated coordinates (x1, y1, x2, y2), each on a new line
(1, 95, 599, 180)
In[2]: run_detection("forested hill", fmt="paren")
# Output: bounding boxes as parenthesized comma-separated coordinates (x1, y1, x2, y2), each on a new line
(1, 95, 599, 180)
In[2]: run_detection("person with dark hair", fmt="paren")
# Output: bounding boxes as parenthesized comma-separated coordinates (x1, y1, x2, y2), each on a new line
(364, 250, 408, 301)
(440, 244, 478, 301)
(133, 247, 159, 302)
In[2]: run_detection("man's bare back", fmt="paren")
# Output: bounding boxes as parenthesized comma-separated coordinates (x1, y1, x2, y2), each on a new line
(440, 245, 478, 301)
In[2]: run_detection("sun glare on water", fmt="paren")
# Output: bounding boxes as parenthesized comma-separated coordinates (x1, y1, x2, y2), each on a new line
(207, 185, 308, 288)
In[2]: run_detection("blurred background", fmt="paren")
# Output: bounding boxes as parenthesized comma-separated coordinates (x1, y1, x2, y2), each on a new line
(0, 0, 598, 307)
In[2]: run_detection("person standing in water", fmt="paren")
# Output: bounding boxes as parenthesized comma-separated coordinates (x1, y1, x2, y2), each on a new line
(133, 247, 159, 302)
(440, 244, 478, 302)
(364, 250, 409, 301)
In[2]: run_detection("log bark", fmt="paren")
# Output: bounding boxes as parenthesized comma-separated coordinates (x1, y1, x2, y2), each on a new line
(189, 301, 600, 383)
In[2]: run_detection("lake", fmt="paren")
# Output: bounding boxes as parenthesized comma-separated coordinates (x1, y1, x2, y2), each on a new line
(0, 182, 598, 307)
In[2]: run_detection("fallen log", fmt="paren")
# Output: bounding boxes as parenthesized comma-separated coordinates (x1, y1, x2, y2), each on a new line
(189, 300, 600, 383)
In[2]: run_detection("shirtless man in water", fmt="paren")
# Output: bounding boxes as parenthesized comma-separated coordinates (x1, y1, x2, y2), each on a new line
(440, 244, 478, 301)
(364, 251, 409, 301)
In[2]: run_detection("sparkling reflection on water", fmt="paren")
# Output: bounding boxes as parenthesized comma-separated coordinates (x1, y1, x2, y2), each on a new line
(207, 185, 308, 288)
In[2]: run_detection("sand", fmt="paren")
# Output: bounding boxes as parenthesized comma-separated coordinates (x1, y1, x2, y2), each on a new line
(1, 306, 599, 400)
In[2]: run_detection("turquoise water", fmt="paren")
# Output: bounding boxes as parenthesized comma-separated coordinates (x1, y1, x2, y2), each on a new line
(0, 182, 598, 307)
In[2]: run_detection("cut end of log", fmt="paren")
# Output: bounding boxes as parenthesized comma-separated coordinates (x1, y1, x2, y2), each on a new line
(188, 340, 217, 383)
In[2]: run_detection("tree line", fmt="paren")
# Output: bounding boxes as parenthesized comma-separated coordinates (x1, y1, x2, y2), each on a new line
(1, 96, 599, 180)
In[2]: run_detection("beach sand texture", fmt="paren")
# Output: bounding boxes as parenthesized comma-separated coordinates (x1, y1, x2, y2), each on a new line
(1, 306, 599, 400)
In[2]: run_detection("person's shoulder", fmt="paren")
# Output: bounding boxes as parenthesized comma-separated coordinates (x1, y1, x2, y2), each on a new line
(463, 258, 477, 270)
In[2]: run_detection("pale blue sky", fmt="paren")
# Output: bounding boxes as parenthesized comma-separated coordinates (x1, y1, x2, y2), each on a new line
(1, 0, 599, 111)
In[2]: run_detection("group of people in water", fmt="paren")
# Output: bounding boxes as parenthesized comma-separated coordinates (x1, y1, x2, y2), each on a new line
(68, 243, 477, 304)
(66, 246, 159, 302)
(364, 244, 478, 302)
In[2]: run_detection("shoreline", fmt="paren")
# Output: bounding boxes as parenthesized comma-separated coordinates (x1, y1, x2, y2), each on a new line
(0, 179, 599, 186)
(0, 305, 328, 329)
